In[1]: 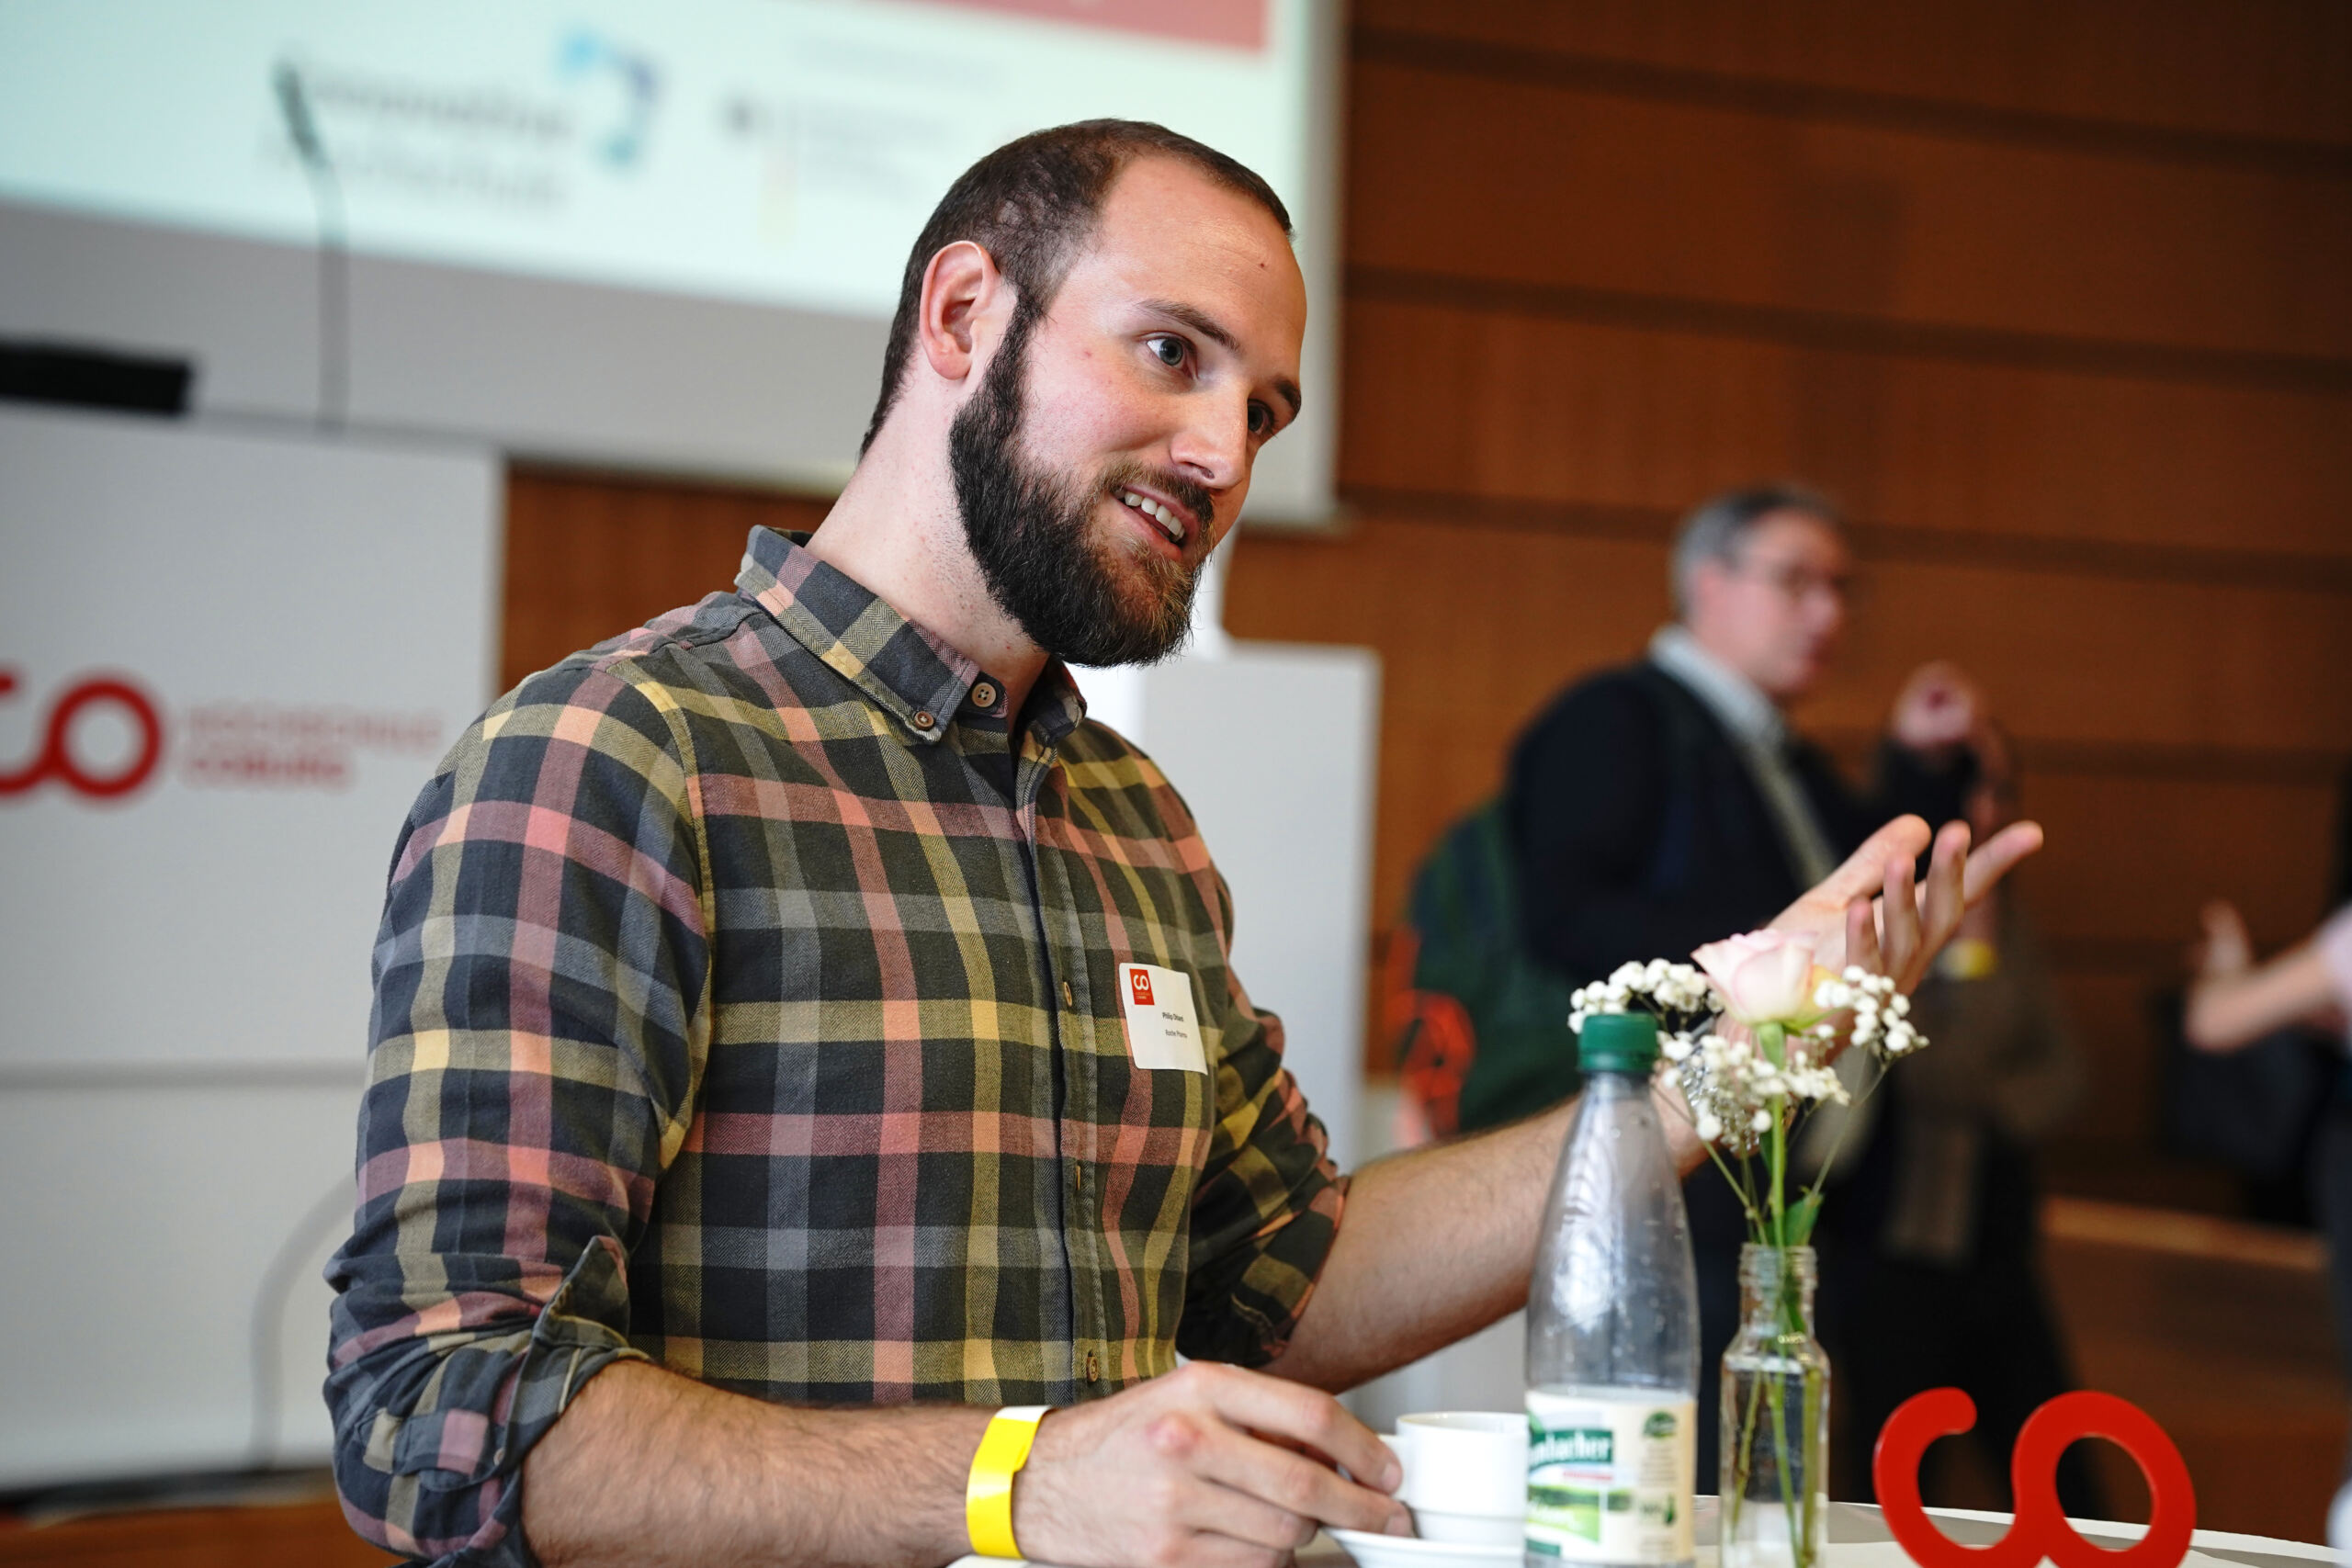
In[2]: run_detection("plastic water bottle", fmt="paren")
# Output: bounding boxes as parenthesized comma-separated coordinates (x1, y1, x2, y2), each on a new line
(1525, 1011, 1700, 1568)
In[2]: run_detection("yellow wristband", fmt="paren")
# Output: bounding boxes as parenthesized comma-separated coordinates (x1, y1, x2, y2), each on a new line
(966, 1404, 1050, 1559)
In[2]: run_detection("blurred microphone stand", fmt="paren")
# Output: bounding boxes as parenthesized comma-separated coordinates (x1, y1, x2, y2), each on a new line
(272, 60, 348, 434)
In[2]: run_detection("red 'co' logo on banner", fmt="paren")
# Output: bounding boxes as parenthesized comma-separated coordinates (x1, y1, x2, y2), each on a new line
(1128, 968, 1155, 1007)
(0, 670, 164, 801)
(1, 667, 446, 804)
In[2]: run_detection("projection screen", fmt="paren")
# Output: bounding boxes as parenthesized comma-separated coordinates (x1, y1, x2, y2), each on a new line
(0, 0, 1343, 519)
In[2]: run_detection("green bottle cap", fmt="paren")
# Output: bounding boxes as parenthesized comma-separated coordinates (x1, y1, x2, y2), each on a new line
(1578, 1010, 1660, 1074)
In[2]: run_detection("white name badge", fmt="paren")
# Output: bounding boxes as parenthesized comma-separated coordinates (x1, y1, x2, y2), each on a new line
(1116, 963, 1208, 1073)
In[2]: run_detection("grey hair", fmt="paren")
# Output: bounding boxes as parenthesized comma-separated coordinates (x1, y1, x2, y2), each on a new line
(1668, 483, 1845, 617)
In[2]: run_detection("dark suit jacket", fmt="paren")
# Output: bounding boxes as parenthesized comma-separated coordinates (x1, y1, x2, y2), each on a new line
(1506, 659, 1968, 1007)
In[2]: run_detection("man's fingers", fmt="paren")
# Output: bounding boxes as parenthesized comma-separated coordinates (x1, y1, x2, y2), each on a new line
(1879, 850, 1919, 982)
(1920, 820, 1972, 949)
(1172, 1478, 1320, 1555)
(1183, 1420, 1405, 1537)
(1844, 895, 1879, 977)
(1958, 820, 2042, 904)
(1192, 1365, 1398, 1499)
(1810, 816, 1932, 910)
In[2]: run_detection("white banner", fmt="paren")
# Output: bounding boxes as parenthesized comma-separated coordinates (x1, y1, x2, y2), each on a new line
(0, 406, 497, 1485)
(0, 406, 499, 1071)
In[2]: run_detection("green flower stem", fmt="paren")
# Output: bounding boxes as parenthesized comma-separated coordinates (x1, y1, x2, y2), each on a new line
(1759, 1022, 1786, 1247)
(1800, 1360, 1824, 1568)
(1791, 1055, 1891, 1223)
(1726, 1360, 1764, 1540)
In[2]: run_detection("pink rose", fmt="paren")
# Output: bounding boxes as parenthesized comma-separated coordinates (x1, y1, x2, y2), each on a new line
(1692, 931, 1835, 1028)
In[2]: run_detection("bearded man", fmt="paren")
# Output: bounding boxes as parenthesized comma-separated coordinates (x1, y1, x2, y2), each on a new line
(327, 121, 2037, 1568)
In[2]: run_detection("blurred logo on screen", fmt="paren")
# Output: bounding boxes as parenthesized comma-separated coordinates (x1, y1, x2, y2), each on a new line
(0, 668, 442, 806)
(557, 29, 662, 168)
(262, 27, 665, 216)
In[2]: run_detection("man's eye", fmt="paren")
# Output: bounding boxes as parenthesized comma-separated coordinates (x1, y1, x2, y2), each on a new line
(1248, 401, 1273, 437)
(1147, 334, 1188, 369)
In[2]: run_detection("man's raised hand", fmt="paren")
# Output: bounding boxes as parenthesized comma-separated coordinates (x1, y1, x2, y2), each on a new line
(1770, 814, 2043, 992)
(1012, 1360, 1409, 1568)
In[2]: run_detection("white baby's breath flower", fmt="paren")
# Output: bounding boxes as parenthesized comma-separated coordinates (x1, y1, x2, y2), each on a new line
(1607, 947, 1932, 1157)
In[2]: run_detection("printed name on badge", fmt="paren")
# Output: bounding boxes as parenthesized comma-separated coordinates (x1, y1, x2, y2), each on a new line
(1116, 962, 1207, 1073)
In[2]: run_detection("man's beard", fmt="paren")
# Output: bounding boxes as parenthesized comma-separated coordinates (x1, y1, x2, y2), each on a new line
(950, 307, 1215, 669)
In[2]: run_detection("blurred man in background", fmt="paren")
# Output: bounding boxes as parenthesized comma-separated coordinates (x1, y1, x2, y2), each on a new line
(1491, 483, 1988, 1488)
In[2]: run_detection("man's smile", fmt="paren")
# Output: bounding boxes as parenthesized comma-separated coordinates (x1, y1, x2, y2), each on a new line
(1114, 482, 1194, 548)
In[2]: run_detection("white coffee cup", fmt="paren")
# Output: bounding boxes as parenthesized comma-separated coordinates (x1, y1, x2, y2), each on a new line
(1382, 1411, 1527, 1547)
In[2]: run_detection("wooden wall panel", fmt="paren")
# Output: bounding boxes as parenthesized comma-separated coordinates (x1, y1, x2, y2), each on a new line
(2020, 773, 2339, 952)
(1225, 515, 2351, 929)
(1804, 560, 2352, 752)
(1353, 0, 2352, 150)
(1347, 61, 2352, 362)
(1339, 298, 2352, 564)
(503, 469, 828, 691)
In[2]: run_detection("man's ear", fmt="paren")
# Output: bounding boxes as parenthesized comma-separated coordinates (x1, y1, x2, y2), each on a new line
(1686, 556, 1730, 621)
(918, 240, 1006, 388)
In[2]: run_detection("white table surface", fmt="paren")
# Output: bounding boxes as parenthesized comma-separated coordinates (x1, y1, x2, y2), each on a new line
(1295, 1500, 2336, 1568)
(949, 1498, 2335, 1568)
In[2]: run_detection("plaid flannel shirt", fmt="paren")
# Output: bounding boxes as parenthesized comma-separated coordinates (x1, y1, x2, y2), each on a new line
(325, 527, 1345, 1566)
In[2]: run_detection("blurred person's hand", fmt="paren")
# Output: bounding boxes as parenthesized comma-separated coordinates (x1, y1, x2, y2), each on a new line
(2183, 899, 2345, 1052)
(1889, 661, 1985, 758)
(2194, 899, 2254, 979)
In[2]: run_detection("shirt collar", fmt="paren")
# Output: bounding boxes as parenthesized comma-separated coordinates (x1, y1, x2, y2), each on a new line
(1648, 624, 1787, 749)
(736, 525, 1086, 747)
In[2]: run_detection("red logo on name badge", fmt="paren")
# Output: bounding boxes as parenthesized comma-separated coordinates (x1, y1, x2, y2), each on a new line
(1128, 968, 1155, 1007)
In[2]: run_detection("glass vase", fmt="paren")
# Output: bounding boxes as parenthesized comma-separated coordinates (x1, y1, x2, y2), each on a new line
(1720, 1243, 1828, 1568)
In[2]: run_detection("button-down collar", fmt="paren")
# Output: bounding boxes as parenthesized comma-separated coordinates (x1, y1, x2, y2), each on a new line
(740, 525, 1082, 749)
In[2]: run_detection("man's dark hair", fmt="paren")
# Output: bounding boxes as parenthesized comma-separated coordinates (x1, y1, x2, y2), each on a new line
(1669, 482, 1845, 617)
(859, 119, 1294, 456)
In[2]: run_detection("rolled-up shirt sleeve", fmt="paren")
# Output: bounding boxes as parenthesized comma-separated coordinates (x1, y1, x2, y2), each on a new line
(325, 660, 710, 1566)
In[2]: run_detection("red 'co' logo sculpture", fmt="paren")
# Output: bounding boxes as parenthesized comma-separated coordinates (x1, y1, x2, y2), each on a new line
(1874, 1388, 2196, 1568)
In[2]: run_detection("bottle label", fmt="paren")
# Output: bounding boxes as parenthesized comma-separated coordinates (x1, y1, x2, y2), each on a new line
(1525, 1391, 1696, 1562)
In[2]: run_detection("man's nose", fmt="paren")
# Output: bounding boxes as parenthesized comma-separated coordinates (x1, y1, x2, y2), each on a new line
(1168, 396, 1250, 492)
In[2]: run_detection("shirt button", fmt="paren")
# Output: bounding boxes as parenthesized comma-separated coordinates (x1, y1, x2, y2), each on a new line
(970, 681, 999, 710)
(910, 710, 936, 731)
(1084, 1349, 1102, 1383)
(1061, 979, 1076, 1009)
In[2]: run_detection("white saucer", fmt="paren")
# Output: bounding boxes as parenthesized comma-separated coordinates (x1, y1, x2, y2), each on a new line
(1326, 1526, 1521, 1568)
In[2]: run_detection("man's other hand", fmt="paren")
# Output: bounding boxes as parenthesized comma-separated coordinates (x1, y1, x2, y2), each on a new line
(1888, 660, 1985, 756)
(1012, 1360, 1410, 1568)
(1770, 814, 2043, 993)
